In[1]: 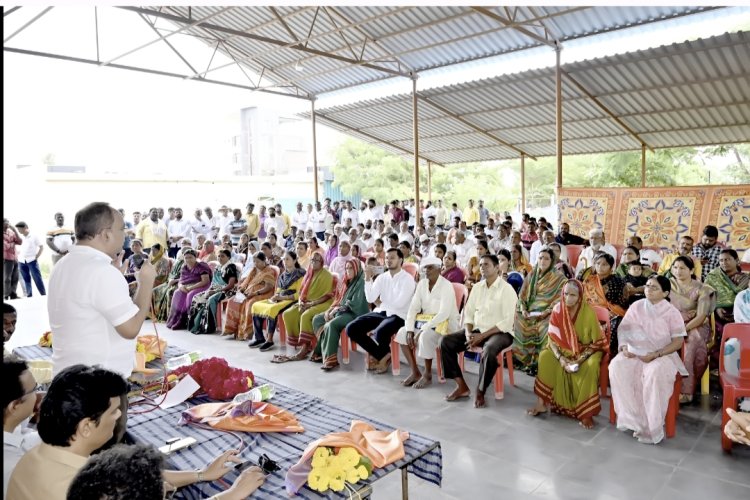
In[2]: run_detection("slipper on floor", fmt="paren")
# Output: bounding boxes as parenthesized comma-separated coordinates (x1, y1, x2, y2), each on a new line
(445, 392, 470, 402)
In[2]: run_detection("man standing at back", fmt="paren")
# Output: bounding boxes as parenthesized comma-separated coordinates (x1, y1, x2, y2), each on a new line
(463, 199, 480, 227)
(14, 222, 46, 297)
(48, 202, 156, 379)
(46, 212, 75, 266)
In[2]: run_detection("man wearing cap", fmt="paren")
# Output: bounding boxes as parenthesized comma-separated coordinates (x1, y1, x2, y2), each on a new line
(245, 203, 260, 241)
(395, 255, 459, 389)
(15, 222, 46, 297)
(416, 234, 432, 260)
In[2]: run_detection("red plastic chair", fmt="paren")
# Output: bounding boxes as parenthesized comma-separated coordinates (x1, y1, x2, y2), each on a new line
(609, 344, 685, 439)
(741, 262, 750, 273)
(402, 262, 419, 280)
(566, 245, 584, 270)
(719, 323, 750, 452)
(593, 306, 612, 398)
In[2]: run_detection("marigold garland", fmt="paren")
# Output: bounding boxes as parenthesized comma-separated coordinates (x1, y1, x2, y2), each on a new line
(307, 446, 372, 493)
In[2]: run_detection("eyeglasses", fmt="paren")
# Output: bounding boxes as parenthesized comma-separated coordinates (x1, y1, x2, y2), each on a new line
(20, 383, 39, 399)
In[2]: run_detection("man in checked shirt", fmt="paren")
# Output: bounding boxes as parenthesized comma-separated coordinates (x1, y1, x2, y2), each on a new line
(692, 225, 723, 281)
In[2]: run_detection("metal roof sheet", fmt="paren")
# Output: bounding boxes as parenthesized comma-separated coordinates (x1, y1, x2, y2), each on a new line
(302, 31, 750, 163)
(142, 5, 716, 97)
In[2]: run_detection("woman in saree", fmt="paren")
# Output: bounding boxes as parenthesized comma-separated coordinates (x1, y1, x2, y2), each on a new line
(223, 252, 277, 340)
(310, 259, 369, 371)
(187, 249, 239, 335)
(123, 239, 148, 286)
(248, 251, 306, 350)
(152, 246, 189, 321)
(705, 249, 750, 338)
(271, 253, 335, 363)
(372, 238, 386, 266)
(441, 251, 466, 284)
(512, 248, 567, 375)
(466, 240, 490, 282)
(609, 275, 687, 444)
(510, 244, 532, 277)
(198, 240, 218, 263)
(166, 249, 212, 330)
(669, 256, 715, 403)
(548, 243, 574, 279)
(324, 234, 339, 266)
(527, 279, 608, 429)
(580, 252, 628, 354)
(149, 243, 171, 288)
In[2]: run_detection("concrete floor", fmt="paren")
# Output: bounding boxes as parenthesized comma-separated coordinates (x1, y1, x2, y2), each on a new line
(7, 296, 749, 500)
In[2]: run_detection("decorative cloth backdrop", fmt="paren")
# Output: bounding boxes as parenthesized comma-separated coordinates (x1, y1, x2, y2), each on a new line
(558, 185, 750, 252)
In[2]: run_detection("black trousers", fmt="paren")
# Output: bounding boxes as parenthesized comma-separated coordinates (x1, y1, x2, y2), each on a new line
(439, 331, 513, 393)
(346, 311, 404, 360)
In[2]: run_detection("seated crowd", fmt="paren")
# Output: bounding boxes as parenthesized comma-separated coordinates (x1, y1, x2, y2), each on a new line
(3, 199, 750, 498)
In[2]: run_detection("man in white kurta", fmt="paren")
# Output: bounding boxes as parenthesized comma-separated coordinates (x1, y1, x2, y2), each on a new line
(395, 256, 460, 389)
(575, 228, 617, 275)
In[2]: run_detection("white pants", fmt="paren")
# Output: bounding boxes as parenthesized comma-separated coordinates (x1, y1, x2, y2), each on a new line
(395, 326, 441, 360)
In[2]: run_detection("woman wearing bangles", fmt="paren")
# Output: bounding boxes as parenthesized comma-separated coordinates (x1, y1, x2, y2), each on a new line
(609, 275, 687, 445)
(512, 249, 567, 376)
(527, 279, 608, 429)
(223, 252, 276, 340)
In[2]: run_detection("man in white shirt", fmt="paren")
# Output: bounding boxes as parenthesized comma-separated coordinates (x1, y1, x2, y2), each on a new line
(575, 228, 617, 275)
(397, 222, 414, 246)
(167, 208, 191, 258)
(367, 199, 383, 224)
(394, 256, 460, 389)
(434, 200, 448, 229)
(453, 232, 474, 269)
(347, 228, 367, 255)
(189, 208, 212, 249)
(48, 202, 157, 379)
(530, 230, 568, 265)
(477, 200, 490, 226)
(422, 201, 436, 222)
(440, 254, 518, 408)
(203, 206, 221, 242)
(340, 201, 359, 228)
(263, 206, 286, 237)
(626, 235, 662, 268)
(309, 201, 327, 240)
(216, 205, 231, 240)
(357, 202, 369, 228)
(3, 358, 42, 497)
(292, 202, 309, 233)
(489, 224, 511, 255)
(14, 222, 46, 296)
(345, 248, 416, 373)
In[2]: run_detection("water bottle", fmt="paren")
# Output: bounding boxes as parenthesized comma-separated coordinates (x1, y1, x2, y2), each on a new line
(165, 351, 201, 371)
(232, 384, 275, 404)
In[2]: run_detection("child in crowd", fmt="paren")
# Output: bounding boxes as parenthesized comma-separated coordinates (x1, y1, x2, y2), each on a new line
(623, 260, 648, 306)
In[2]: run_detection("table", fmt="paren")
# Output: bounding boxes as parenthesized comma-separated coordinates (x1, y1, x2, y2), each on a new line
(13, 344, 443, 499)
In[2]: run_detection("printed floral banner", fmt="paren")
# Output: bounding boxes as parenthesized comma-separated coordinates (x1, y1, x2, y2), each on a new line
(558, 185, 750, 252)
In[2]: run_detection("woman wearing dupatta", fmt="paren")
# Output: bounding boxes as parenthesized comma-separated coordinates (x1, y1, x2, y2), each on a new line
(223, 252, 277, 340)
(548, 243, 574, 279)
(166, 249, 213, 330)
(187, 249, 239, 335)
(152, 246, 188, 321)
(510, 244, 532, 277)
(669, 256, 715, 403)
(248, 251, 306, 350)
(311, 259, 369, 371)
(272, 253, 335, 363)
(527, 279, 608, 429)
(609, 275, 687, 445)
(149, 243, 171, 287)
(705, 249, 750, 341)
(579, 252, 628, 355)
(198, 240, 218, 262)
(512, 248, 567, 375)
(324, 234, 339, 266)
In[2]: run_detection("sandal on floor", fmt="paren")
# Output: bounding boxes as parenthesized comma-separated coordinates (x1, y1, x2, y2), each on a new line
(309, 354, 323, 363)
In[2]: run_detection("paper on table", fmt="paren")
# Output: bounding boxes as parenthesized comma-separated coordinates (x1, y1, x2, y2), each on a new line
(159, 375, 200, 409)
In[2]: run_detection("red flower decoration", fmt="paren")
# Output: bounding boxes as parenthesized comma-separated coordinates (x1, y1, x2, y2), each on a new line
(171, 357, 254, 401)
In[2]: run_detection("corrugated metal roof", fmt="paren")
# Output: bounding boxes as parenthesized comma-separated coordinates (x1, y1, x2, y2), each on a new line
(300, 31, 750, 163)
(144, 5, 716, 97)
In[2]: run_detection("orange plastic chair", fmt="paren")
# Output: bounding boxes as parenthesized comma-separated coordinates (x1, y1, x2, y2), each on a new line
(458, 345, 515, 399)
(719, 323, 750, 452)
(593, 305, 612, 398)
(566, 245, 584, 270)
(609, 344, 685, 439)
(402, 262, 419, 280)
(741, 262, 750, 273)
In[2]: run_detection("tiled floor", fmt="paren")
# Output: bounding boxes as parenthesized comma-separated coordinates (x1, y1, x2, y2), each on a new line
(7, 297, 749, 499)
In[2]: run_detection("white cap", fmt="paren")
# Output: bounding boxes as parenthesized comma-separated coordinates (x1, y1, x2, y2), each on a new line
(420, 256, 442, 269)
(419, 234, 430, 243)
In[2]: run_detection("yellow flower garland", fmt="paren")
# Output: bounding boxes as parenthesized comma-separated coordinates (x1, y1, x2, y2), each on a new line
(307, 446, 372, 493)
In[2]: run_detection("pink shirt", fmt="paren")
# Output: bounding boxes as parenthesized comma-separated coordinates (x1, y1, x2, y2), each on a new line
(3, 228, 22, 260)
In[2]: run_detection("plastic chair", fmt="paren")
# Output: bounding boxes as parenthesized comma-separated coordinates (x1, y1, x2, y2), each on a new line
(719, 323, 750, 452)
(402, 262, 419, 279)
(458, 346, 515, 399)
(566, 245, 584, 270)
(593, 305, 612, 398)
(609, 344, 685, 439)
(741, 262, 750, 273)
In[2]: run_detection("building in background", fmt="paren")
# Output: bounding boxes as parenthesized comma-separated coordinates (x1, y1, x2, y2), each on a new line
(233, 106, 309, 177)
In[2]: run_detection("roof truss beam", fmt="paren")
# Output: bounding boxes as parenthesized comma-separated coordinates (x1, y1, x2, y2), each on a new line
(118, 6, 412, 79)
(471, 6, 560, 48)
